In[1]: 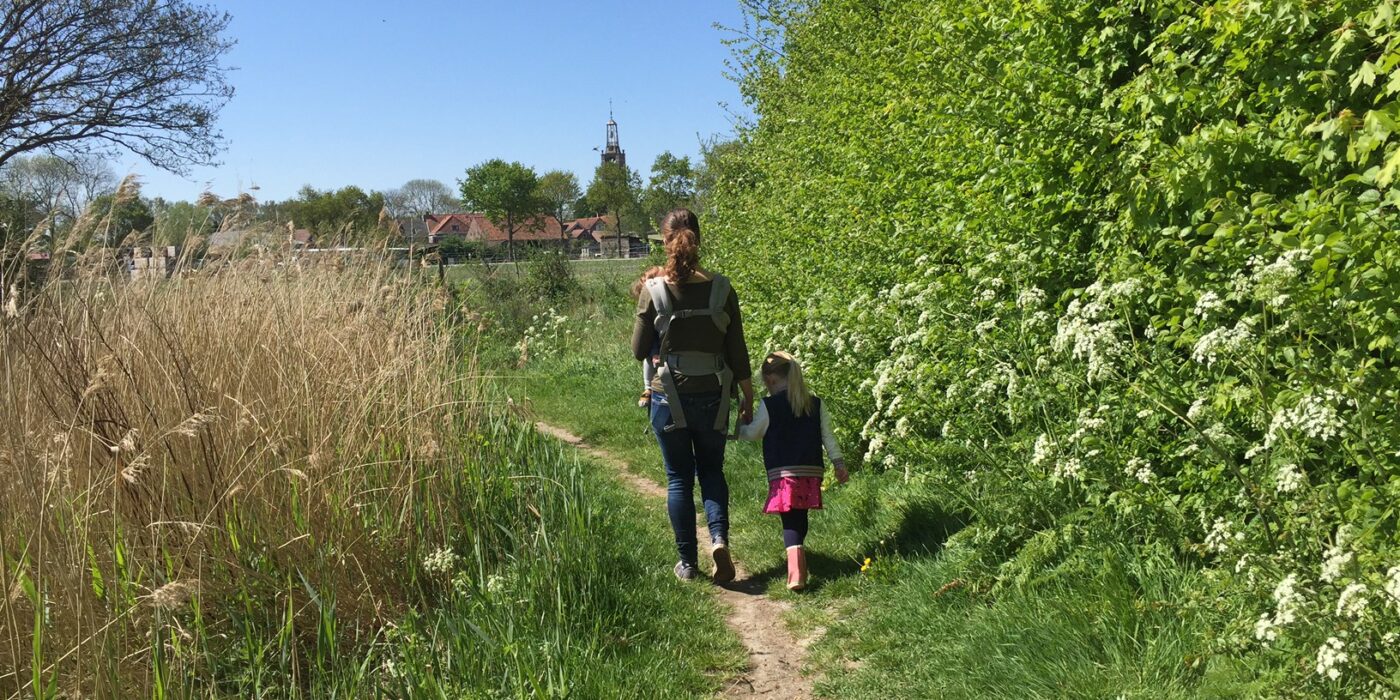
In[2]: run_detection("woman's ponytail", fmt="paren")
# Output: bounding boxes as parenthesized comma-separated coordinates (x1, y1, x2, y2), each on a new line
(661, 208, 701, 283)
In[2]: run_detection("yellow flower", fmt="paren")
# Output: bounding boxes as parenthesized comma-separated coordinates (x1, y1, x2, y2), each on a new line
(860, 556, 872, 573)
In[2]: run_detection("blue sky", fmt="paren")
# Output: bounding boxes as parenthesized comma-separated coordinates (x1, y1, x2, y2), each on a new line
(123, 1, 752, 202)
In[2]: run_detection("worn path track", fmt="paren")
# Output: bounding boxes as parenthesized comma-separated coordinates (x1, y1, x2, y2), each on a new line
(534, 422, 816, 699)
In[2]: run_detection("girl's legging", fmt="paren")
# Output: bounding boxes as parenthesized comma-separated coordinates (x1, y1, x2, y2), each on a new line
(781, 509, 809, 548)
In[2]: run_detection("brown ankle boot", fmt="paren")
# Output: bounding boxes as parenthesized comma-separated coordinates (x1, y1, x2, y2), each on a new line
(786, 546, 808, 591)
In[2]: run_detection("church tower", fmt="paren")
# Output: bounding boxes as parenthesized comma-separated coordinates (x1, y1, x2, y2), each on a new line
(600, 107, 626, 168)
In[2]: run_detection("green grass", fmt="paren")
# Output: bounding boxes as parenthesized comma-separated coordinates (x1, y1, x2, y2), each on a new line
(475, 273, 1254, 699)
(444, 256, 647, 286)
(376, 413, 744, 698)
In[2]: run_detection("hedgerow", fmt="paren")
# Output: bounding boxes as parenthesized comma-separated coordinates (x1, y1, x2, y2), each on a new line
(709, 0, 1400, 694)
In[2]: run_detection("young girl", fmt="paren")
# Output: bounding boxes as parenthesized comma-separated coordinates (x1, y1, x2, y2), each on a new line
(629, 266, 665, 408)
(735, 351, 848, 590)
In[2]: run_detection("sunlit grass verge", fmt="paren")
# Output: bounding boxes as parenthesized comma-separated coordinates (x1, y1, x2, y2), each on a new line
(0, 251, 735, 697)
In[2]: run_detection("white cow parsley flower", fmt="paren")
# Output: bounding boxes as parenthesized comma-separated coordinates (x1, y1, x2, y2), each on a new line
(1192, 319, 1254, 366)
(1272, 573, 1303, 626)
(1032, 434, 1054, 466)
(1265, 389, 1346, 448)
(1017, 286, 1047, 309)
(1315, 636, 1348, 681)
(1254, 613, 1278, 643)
(1336, 583, 1369, 619)
(1053, 457, 1083, 481)
(1274, 463, 1304, 493)
(1321, 545, 1352, 583)
(1383, 566, 1400, 610)
(1124, 457, 1153, 484)
(1194, 291, 1224, 318)
(1204, 518, 1242, 553)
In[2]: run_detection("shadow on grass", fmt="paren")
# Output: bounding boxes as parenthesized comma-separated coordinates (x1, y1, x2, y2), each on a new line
(721, 500, 968, 596)
(723, 551, 867, 595)
(883, 500, 968, 558)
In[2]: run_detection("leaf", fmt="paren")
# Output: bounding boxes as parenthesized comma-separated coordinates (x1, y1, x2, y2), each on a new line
(1352, 61, 1379, 93)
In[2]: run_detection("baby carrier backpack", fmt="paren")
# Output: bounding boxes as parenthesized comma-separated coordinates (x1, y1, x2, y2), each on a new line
(644, 274, 734, 432)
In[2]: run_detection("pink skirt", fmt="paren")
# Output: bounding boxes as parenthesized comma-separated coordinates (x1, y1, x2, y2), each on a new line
(763, 476, 824, 514)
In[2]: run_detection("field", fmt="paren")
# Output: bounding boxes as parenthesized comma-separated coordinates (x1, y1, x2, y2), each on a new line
(0, 256, 740, 698)
(443, 257, 647, 287)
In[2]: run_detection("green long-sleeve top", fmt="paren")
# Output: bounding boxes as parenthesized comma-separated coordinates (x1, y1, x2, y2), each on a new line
(631, 272, 752, 395)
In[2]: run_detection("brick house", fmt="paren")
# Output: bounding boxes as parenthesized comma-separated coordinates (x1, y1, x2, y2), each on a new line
(424, 213, 565, 252)
(561, 215, 647, 257)
(563, 215, 614, 257)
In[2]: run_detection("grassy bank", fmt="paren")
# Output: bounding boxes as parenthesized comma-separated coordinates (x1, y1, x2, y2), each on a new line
(471, 265, 1252, 698)
(0, 254, 738, 698)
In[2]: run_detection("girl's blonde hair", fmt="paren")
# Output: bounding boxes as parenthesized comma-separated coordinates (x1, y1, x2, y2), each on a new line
(761, 351, 813, 417)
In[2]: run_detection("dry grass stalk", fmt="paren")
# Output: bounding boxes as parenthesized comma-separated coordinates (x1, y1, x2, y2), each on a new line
(0, 241, 479, 696)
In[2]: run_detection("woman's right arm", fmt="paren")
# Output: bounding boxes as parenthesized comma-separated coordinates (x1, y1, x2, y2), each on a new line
(723, 288, 755, 422)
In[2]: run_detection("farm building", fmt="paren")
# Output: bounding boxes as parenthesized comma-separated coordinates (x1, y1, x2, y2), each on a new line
(424, 213, 566, 252)
(424, 212, 647, 258)
(563, 215, 646, 258)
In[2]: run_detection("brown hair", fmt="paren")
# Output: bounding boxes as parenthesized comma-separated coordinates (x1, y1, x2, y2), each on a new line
(629, 265, 665, 299)
(761, 351, 814, 417)
(661, 208, 701, 283)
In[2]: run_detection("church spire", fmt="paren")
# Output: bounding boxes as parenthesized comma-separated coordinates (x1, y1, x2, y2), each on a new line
(601, 102, 626, 168)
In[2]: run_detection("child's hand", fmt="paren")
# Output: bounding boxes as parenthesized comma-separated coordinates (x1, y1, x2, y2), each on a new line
(834, 461, 850, 484)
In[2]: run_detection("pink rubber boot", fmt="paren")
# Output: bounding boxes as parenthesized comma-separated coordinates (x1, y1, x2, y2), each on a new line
(786, 546, 808, 591)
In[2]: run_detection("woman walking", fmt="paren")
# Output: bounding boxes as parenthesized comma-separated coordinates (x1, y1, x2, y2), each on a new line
(633, 208, 754, 583)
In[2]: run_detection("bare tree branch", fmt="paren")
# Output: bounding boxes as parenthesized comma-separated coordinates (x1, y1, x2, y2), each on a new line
(0, 0, 235, 174)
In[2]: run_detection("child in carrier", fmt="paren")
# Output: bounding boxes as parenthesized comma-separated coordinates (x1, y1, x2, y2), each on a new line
(629, 266, 665, 408)
(734, 351, 848, 590)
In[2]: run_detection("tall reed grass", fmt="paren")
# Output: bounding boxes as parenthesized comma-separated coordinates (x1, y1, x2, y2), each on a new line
(0, 240, 497, 695)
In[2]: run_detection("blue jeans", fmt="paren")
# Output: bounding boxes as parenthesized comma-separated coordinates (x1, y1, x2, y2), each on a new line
(650, 391, 729, 566)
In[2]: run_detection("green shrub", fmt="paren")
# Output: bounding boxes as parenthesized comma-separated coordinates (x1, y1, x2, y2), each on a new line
(525, 248, 582, 302)
(709, 1, 1400, 695)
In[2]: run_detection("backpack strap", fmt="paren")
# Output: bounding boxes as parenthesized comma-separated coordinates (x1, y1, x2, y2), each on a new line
(706, 274, 731, 333)
(645, 277, 674, 336)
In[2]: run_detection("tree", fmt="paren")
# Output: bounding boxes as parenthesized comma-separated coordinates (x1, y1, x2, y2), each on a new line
(642, 152, 696, 226)
(384, 179, 458, 219)
(0, 154, 116, 236)
(693, 138, 744, 216)
(88, 191, 154, 246)
(0, 192, 40, 249)
(535, 170, 581, 243)
(459, 160, 544, 262)
(0, 1, 235, 173)
(572, 191, 603, 218)
(150, 200, 216, 248)
(436, 235, 483, 262)
(584, 162, 644, 257)
(282, 186, 387, 240)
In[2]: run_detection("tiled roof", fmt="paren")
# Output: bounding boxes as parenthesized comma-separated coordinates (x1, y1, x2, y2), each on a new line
(425, 212, 563, 242)
(562, 215, 617, 240)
